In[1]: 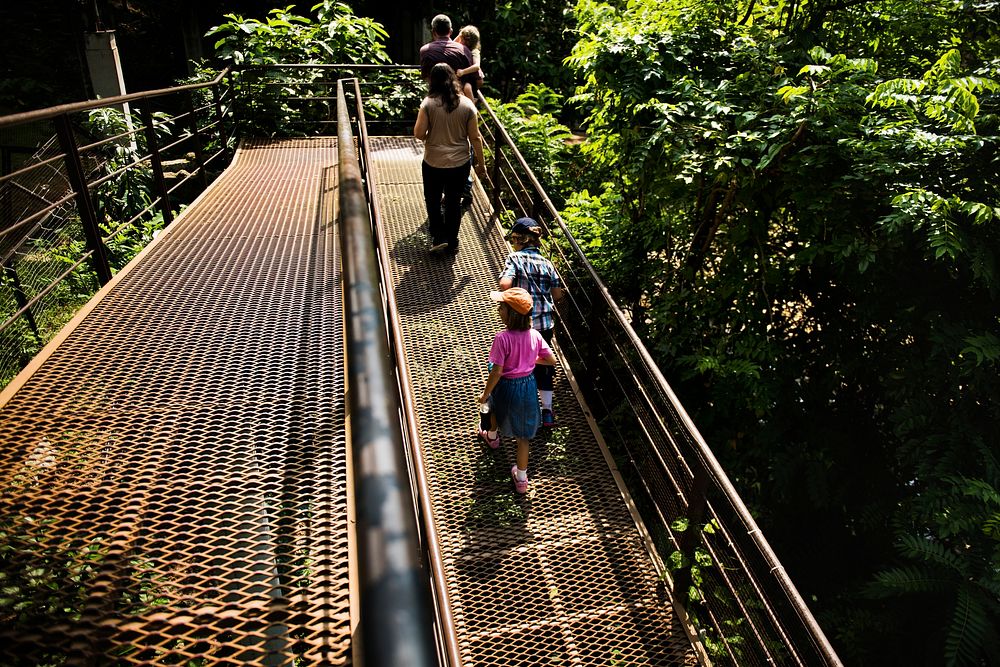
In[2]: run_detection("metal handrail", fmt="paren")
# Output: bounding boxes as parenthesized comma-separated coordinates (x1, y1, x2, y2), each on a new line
(344, 78, 463, 667)
(0, 68, 231, 129)
(477, 95, 843, 666)
(335, 79, 438, 667)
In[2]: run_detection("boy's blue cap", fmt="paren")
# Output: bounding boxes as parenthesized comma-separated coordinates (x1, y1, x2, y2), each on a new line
(509, 217, 541, 237)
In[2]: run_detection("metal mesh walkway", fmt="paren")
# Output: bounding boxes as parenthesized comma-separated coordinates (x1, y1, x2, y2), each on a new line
(0, 138, 352, 665)
(370, 136, 700, 666)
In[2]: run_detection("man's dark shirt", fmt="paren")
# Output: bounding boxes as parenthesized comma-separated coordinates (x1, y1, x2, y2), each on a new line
(419, 37, 476, 91)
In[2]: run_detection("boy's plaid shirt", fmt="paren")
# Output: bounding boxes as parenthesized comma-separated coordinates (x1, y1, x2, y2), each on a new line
(500, 247, 562, 331)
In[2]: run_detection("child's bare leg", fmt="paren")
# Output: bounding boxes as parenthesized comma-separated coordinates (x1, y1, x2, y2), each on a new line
(515, 437, 530, 472)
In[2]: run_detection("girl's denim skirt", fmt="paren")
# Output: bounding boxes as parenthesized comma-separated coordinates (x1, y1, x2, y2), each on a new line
(490, 374, 540, 440)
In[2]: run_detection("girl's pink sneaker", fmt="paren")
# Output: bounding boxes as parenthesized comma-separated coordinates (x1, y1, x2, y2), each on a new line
(510, 465, 529, 494)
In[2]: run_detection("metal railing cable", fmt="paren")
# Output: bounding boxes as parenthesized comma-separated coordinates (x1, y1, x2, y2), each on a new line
(335, 80, 439, 667)
(477, 94, 843, 666)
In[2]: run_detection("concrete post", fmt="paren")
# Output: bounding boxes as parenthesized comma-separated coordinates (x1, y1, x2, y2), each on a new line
(84, 31, 136, 146)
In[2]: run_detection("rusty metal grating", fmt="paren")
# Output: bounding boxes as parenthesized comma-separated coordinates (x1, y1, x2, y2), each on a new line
(0, 138, 352, 665)
(369, 136, 700, 666)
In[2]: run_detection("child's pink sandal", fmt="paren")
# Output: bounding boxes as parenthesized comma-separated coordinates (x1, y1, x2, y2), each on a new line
(510, 465, 529, 494)
(479, 429, 500, 449)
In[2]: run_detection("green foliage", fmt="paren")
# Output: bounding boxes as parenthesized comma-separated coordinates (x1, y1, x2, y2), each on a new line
(489, 84, 578, 201)
(207, 2, 389, 66)
(561, 0, 1000, 662)
(667, 517, 756, 661)
(205, 1, 393, 136)
(480, 0, 579, 103)
(81, 108, 168, 269)
(867, 504, 1000, 666)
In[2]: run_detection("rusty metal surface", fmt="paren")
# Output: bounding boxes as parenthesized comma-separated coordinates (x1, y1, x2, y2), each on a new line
(0, 138, 351, 665)
(369, 136, 700, 666)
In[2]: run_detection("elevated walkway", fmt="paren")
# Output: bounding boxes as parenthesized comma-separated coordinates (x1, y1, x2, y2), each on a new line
(0, 133, 700, 664)
(370, 136, 698, 665)
(0, 133, 702, 663)
(0, 67, 843, 666)
(0, 139, 353, 664)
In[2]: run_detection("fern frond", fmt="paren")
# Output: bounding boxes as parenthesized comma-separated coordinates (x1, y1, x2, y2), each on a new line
(984, 512, 1000, 538)
(928, 49, 963, 79)
(867, 78, 926, 108)
(975, 577, 1000, 601)
(945, 586, 990, 667)
(867, 565, 953, 597)
(897, 534, 969, 575)
(943, 476, 1000, 505)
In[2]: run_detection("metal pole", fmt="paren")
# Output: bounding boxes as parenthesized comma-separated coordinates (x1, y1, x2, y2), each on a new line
(211, 84, 228, 163)
(673, 463, 710, 603)
(491, 127, 502, 219)
(186, 93, 208, 189)
(139, 103, 173, 226)
(54, 113, 112, 285)
(337, 80, 437, 667)
(351, 76, 463, 667)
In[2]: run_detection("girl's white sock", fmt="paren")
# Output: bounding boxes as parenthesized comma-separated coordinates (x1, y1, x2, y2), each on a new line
(539, 390, 553, 410)
(488, 430, 498, 440)
(515, 467, 528, 482)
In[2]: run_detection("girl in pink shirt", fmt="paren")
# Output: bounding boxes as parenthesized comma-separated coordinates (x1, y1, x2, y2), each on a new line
(479, 287, 556, 493)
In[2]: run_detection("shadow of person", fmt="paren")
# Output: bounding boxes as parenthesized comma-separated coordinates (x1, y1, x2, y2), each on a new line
(391, 218, 473, 317)
(455, 434, 535, 572)
(389, 218, 433, 268)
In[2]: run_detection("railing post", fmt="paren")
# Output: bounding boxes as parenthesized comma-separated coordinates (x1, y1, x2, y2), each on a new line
(673, 462, 710, 604)
(211, 84, 229, 164)
(491, 127, 502, 218)
(4, 260, 42, 345)
(139, 104, 174, 227)
(186, 93, 209, 189)
(54, 113, 112, 285)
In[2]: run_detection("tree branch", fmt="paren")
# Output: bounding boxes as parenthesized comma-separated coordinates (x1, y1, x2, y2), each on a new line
(738, 0, 758, 26)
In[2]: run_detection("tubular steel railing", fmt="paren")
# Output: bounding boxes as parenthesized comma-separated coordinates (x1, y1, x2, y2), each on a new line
(335, 79, 442, 667)
(475, 95, 843, 666)
(340, 78, 464, 667)
(0, 69, 235, 386)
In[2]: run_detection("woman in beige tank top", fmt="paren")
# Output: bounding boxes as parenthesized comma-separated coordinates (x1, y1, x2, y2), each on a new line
(413, 63, 486, 254)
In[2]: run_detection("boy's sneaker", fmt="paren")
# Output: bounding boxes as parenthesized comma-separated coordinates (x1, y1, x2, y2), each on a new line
(541, 408, 556, 427)
(510, 465, 529, 494)
(479, 429, 500, 449)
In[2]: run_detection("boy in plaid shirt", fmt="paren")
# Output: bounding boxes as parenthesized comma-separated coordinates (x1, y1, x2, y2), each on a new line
(498, 218, 565, 426)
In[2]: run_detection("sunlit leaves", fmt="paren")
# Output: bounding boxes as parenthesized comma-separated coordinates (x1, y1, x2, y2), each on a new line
(868, 49, 998, 133)
(560, 0, 999, 663)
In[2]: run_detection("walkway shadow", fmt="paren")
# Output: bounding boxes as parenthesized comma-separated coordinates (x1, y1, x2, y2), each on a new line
(390, 213, 476, 316)
(389, 218, 432, 267)
(453, 435, 534, 598)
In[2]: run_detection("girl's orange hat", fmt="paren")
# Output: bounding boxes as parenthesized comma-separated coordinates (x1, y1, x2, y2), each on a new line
(489, 287, 533, 315)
